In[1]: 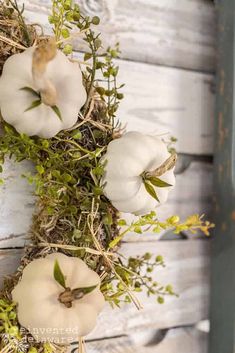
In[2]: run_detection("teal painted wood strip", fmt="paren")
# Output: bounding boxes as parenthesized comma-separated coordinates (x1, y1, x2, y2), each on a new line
(209, 1, 235, 352)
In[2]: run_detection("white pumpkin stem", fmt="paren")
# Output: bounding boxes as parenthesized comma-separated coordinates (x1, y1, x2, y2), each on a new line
(145, 153, 177, 178)
(32, 38, 57, 106)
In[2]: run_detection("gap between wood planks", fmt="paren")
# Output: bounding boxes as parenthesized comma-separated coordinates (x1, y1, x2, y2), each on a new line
(17, 0, 216, 73)
(14, 1, 216, 155)
(0, 155, 213, 247)
(70, 326, 208, 353)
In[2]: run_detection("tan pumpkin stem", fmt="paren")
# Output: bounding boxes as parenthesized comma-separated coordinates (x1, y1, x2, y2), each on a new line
(58, 287, 87, 308)
(144, 153, 177, 178)
(32, 38, 57, 106)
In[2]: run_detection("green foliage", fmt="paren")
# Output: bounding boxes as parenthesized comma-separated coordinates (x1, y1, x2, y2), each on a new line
(0, 1, 215, 350)
(54, 260, 66, 288)
(49, 0, 124, 125)
(0, 298, 38, 352)
(7, 0, 32, 46)
(109, 211, 214, 249)
(143, 181, 160, 202)
(0, 299, 18, 337)
(101, 252, 178, 307)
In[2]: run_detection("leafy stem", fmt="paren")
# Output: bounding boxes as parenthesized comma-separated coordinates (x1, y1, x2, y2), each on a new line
(8, 0, 31, 46)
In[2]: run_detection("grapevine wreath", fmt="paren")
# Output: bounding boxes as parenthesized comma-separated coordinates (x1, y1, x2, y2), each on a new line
(0, 1, 214, 352)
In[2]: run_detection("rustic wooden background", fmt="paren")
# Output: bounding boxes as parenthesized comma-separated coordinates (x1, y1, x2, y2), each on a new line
(0, 0, 216, 352)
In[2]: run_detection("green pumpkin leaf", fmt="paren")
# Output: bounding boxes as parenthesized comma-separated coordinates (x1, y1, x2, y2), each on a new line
(24, 99, 42, 112)
(144, 181, 160, 202)
(51, 105, 63, 121)
(20, 86, 40, 98)
(54, 260, 66, 289)
(72, 285, 97, 299)
(148, 177, 172, 188)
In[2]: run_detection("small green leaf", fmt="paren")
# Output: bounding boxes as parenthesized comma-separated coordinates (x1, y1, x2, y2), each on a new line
(91, 16, 100, 25)
(117, 219, 127, 226)
(71, 129, 82, 139)
(144, 181, 160, 202)
(93, 186, 103, 195)
(63, 43, 73, 55)
(61, 28, 70, 38)
(84, 52, 92, 61)
(72, 285, 97, 299)
(51, 105, 62, 121)
(62, 172, 72, 182)
(157, 296, 164, 304)
(148, 177, 172, 188)
(36, 165, 45, 175)
(116, 93, 124, 100)
(94, 38, 102, 49)
(25, 99, 42, 112)
(54, 260, 66, 289)
(134, 226, 142, 234)
(20, 86, 40, 97)
(96, 86, 106, 95)
(102, 213, 113, 225)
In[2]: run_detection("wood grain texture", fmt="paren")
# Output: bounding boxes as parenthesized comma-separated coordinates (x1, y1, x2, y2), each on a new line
(115, 57, 215, 155)
(0, 160, 212, 247)
(0, 249, 22, 288)
(0, 158, 35, 247)
(0, 58, 215, 154)
(72, 51, 215, 155)
(69, 328, 208, 353)
(209, 1, 235, 352)
(1, 6, 216, 155)
(0, 240, 210, 339)
(18, 0, 216, 72)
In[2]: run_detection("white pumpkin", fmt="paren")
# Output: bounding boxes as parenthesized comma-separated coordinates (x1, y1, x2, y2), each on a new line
(0, 39, 86, 138)
(102, 131, 176, 216)
(12, 253, 105, 344)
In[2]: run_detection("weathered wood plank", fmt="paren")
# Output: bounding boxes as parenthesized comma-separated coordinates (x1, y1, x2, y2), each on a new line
(0, 249, 22, 288)
(115, 58, 214, 155)
(70, 328, 208, 353)
(18, 0, 216, 72)
(0, 159, 35, 248)
(0, 240, 210, 338)
(0, 159, 212, 247)
(1, 53, 215, 155)
(209, 1, 235, 352)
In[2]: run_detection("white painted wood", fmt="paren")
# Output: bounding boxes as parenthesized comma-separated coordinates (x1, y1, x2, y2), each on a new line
(0, 158, 35, 247)
(69, 328, 208, 353)
(116, 58, 214, 155)
(18, 0, 216, 72)
(0, 160, 212, 247)
(73, 51, 215, 155)
(0, 240, 210, 338)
